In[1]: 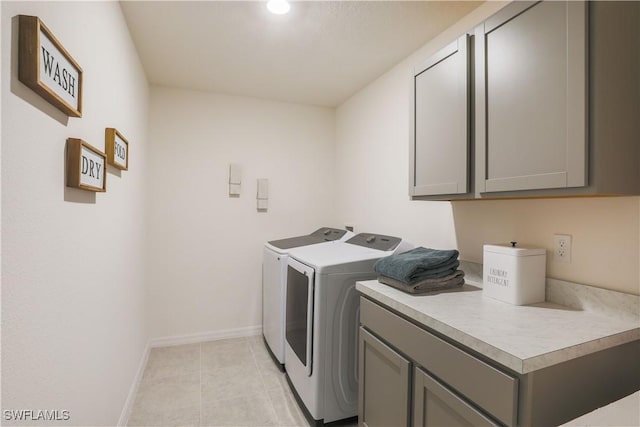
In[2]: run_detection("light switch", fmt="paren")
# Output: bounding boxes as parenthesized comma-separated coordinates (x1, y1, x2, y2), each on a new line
(229, 163, 241, 195)
(257, 178, 268, 211)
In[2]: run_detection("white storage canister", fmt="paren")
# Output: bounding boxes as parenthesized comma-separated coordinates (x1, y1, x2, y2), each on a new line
(482, 242, 546, 305)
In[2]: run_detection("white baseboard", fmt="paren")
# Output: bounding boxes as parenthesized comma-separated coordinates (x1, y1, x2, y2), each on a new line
(117, 342, 150, 427)
(117, 325, 262, 426)
(149, 324, 262, 348)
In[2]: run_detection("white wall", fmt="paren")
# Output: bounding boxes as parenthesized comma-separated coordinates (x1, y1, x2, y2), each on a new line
(335, 2, 640, 295)
(146, 86, 337, 339)
(451, 198, 639, 294)
(336, 3, 504, 253)
(1, 2, 149, 425)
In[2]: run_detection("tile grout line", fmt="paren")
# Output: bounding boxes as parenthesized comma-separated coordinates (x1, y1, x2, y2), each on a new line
(250, 337, 308, 427)
(247, 336, 281, 426)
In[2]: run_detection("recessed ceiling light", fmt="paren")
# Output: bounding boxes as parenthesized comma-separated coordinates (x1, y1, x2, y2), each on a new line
(267, 0, 290, 15)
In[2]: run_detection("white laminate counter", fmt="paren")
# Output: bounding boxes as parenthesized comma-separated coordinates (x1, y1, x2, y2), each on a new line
(356, 273, 640, 374)
(561, 391, 640, 426)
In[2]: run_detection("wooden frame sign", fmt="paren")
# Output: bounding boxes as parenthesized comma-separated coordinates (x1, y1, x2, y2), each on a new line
(105, 128, 129, 170)
(67, 138, 106, 192)
(18, 15, 83, 117)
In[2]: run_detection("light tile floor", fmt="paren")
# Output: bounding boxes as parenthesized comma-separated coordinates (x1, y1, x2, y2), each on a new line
(128, 336, 357, 427)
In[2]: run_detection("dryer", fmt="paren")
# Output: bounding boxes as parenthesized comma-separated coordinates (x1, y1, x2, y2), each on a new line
(263, 227, 352, 369)
(284, 233, 412, 425)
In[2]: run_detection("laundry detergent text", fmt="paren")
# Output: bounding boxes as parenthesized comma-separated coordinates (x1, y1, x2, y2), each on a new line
(487, 268, 509, 288)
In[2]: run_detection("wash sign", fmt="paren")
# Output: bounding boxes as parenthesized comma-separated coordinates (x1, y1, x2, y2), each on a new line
(39, 31, 79, 112)
(18, 15, 83, 117)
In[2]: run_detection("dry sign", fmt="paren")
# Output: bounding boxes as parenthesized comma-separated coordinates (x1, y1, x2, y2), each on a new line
(67, 138, 106, 192)
(18, 15, 83, 117)
(105, 128, 129, 170)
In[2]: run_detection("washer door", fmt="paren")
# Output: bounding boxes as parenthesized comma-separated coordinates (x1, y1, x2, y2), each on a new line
(286, 258, 315, 376)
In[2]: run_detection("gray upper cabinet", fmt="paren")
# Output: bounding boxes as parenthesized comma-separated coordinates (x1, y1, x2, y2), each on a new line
(410, 1, 639, 201)
(475, 1, 587, 193)
(410, 34, 470, 197)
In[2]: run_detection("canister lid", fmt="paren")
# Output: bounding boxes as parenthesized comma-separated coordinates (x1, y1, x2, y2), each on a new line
(483, 243, 546, 257)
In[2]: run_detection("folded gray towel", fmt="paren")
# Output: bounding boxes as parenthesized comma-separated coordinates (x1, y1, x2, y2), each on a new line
(378, 270, 465, 295)
(374, 247, 460, 284)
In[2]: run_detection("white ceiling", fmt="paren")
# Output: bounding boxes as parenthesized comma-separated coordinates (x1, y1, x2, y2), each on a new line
(120, 1, 482, 107)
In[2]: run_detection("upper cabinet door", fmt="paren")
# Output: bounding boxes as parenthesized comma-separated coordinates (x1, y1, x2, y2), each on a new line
(410, 34, 470, 197)
(475, 1, 587, 194)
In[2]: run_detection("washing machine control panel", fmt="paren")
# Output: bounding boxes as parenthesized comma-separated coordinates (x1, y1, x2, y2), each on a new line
(346, 233, 401, 251)
(310, 227, 348, 241)
(268, 227, 348, 250)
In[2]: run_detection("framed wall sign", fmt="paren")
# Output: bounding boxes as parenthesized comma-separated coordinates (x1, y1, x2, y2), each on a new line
(18, 15, 83, 117)
(67, 138, 106, 192)
(105, 128, 129, 170)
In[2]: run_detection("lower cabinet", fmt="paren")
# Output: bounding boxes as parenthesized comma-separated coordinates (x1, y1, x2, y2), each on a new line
(358, 327, 411, 427)
(359, 326, 499, 427)
(358, 296, 640, 427)
(413, 368, 497, 427)
(358, 297, 516, 426)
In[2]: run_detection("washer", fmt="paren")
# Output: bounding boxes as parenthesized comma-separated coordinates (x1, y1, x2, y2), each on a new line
(284, 233, 412, 425)
(263, 227, 352, 369)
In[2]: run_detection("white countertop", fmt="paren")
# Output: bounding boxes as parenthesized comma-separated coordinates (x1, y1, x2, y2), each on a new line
(356, 274, 640, 374)
(561, 391, 640, 426)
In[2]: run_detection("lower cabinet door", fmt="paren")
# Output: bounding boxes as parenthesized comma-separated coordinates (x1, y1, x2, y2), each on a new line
(413, 367, 498, 427)
(359, 327, 411, 427)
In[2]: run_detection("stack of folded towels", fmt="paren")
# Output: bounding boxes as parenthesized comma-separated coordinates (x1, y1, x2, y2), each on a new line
(373, 247, 465, 294)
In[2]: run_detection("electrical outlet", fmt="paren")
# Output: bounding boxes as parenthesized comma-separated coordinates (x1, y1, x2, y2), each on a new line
(553, 234, 572, 263)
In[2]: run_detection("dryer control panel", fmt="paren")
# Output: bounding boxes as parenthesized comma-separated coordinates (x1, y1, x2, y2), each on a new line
(346, 233, 401, 251)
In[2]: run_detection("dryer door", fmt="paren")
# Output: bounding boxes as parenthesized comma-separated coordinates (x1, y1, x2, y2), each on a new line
(286, 258, 315, 376)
